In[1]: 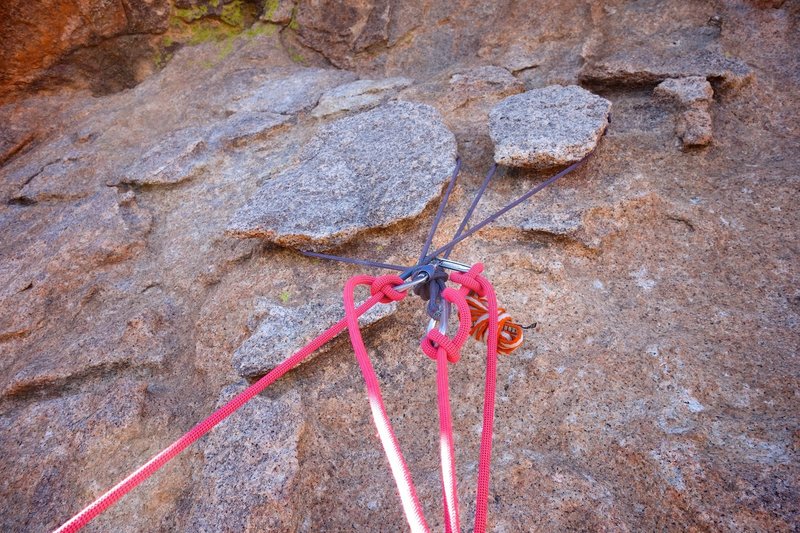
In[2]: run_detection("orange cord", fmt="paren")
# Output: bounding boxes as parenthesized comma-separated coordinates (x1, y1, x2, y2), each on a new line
(465, 293, 524, 355)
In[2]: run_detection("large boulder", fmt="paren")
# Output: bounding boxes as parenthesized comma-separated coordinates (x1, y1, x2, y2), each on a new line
(227, 100, 458, 249)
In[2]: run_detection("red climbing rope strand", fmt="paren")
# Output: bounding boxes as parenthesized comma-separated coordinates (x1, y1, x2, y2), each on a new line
(436, 346, 459, 533)
(474, 279, 500, 533)
(53, 294, 386, 533)
(343, 275, 430, 532)
(431, 287, 473, 533)
(344, 267, 499, 533)
(450, 266, 501, 532)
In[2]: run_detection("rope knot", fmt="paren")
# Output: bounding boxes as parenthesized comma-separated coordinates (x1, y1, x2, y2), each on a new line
(370, 275, 406, 304)
(421, 329, 461, 363)
(450, 264, 486, 297)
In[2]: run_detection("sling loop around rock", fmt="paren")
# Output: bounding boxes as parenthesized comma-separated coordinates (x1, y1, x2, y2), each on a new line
(301, 152, 592, 271)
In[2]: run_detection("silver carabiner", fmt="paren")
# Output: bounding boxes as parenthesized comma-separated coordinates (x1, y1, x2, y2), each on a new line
(431, 257, 471, 273)
(394, 271, 430, 293)
(426, 299, 450, 335)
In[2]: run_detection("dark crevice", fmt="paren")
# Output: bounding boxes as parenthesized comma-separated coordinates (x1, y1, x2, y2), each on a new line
(474, 223, 599, 256)
(0, 360, 156, 405)
(579, 79, 666, 96)
(519, 229, 599, 255)
(0, 133, 37, 168)
(510, 65, 539, 76)
(7, 197, 36, 206)
(21, 169, 43, 187)
(141, 282, 162, 294)
(666, 215, 696, 232)
(16, 156, 71, 190)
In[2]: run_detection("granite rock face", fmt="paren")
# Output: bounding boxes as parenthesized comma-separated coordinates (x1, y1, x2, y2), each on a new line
(292, 0, 424, 70)
(110, 127, 211, 186)
(259, 0, 296, 24)
(188, 384, 306, 531)
(654, 77, 714, 106)
(227, 100, 458, 248)
(0, 378, 150, 532)
(675, 107, 713, 147)
(220, 67, 358, 116)
(0, 0, 169, 100)
(1, 2, 799, 532)
(0, 189, 152, 349)
(209, 111, 291, 149)
(489, 85, 612, 169)
(234, 298, 397, 379)
(580, 3, 753, 90)
(396, 65, 526, 155)
(0, 62, 353, 202)
(447, 66, 524, 104)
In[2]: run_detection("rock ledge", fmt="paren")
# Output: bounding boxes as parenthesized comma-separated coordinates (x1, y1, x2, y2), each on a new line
(489, 85, 611, 169)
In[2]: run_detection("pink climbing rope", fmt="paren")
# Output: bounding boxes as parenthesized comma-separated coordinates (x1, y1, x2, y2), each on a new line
(346, 264, 501, 533)
(343, 275, 430, 532)
(54, 268, 505, 533)
(423, 286, 473, 533)
(53, 289, 389, 533)
(452, 268, 501, 532)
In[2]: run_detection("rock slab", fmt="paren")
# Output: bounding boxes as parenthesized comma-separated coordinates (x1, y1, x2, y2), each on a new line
(489, 85, 611, 169)
(234, 298, 397, 379)
(580, 20, 753, 90)
(447, 66, 524, 105)
(0, 378, 148, 531)
(654, 76, 714, 106)
(227, 100, 457, 248)
(311, 77, 412, 118)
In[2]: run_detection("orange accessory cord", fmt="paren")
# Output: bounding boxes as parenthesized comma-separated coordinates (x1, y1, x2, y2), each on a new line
(466, 293, 524, 355)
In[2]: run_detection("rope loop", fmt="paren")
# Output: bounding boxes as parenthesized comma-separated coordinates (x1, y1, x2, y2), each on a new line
(370, 274, 407, 304)
(421, 330, 461, 363)
(450, 264, 524, 356)
(419, 286, 473, 364)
